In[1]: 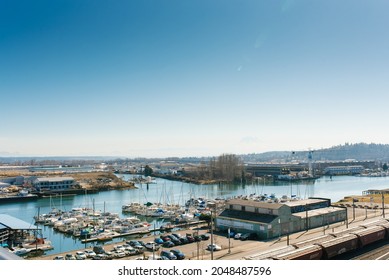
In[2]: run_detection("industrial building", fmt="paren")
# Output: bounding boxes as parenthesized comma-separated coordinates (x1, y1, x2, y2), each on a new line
(215, 198, 346, 240)
(323, 165, 364, 175)
(33, 177, 75, 192)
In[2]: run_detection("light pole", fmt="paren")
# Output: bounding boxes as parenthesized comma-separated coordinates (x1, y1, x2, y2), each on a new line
(382, 192, 385, 218)
(210, 209, 214, 260)
(228, 228, 231, 254)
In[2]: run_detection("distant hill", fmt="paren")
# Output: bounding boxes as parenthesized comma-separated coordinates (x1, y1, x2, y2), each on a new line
(241, 143, 389, 163)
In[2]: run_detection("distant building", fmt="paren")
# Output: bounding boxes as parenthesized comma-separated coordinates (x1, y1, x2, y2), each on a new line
(323, 165, 364, 175)
(0, 176, 24, 186)
(215, 198, 346, 240)
(33, 177, 75, 192)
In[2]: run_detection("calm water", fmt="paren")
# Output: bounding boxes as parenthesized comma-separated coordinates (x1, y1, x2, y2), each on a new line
(1, 174, 389, 255)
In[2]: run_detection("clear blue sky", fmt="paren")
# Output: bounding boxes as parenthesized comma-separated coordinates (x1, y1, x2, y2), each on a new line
(1, 0, 389, 158)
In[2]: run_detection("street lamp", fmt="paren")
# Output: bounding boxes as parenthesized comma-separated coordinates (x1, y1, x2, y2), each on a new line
(227, 228, 231, 254)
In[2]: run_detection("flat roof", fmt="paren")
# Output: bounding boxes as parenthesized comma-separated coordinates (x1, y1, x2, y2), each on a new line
(226, 198, 329, 209)
(226, 199, 285, 210)
(0, 214, 34, 230)
(292, 207, 345, 219)
(284, 198, 328, 207)
(36, 177, 74, 182)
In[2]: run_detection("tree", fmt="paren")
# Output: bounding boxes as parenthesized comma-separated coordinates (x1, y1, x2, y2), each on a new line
(383, 163, 388, 171)
(208, 154, 244, 183)
(144, 165, 153, 176)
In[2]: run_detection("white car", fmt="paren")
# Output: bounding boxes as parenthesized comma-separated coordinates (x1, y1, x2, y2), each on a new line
(84, 250, 96, 258)
(114, 244, 125, 251)
(144, 242, 160, 251)
(234, 233, 242, 240)
(75, 251, 87, 260)
(207, 244, 221, 251)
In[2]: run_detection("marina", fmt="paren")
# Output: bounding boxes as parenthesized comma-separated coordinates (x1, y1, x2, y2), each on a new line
(2, 174, 389, 257)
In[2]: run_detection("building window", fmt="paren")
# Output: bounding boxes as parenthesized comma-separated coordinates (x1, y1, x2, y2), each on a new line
(241, 206, 246, 212)
(255, 208, 259, 213)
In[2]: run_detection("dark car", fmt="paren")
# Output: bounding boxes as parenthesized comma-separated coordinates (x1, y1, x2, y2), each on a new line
(200, 234, 210, 240)
(240, 232, 258, 241)
(160, 235, 171, 242)
(162, 241, 175, 248)
(194, 235, 202, 242)
(160, 250, 177, 260)
(168, 235, 182, 245)
(170, 249, 185, 260)
(186, 235, 195, 243)
(154, 238, 164, 244)
(179, 237, 189, 244)
(172, 233, 183, 239)
(127, 240, 142, 247)
(93, 245, 106, 255)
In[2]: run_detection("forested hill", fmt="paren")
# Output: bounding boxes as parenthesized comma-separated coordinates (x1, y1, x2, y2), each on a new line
(242, 143, 389, 162)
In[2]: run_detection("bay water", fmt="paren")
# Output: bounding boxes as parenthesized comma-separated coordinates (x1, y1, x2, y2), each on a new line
(1, 174, 388, 255)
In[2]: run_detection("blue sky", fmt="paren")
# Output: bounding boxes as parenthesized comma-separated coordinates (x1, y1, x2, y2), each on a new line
(1, 0, 389, 157)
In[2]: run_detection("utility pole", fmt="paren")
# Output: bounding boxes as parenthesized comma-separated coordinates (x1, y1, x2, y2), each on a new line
(228, 228, 231, 254)
(382, 192, 385, 218)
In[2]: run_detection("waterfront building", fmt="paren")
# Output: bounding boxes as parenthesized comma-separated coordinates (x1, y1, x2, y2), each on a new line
(33, 177, 75, 192)
(0, 214, 52, 255)
(215, 198, 346, 240)
(0, 176, 25, 186)
(323, 165, 364, 175)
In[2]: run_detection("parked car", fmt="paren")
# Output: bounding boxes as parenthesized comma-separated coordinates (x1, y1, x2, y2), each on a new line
(145, 242, 160, 251)
(186, 235, 195, 243)
(162, 241, 175, 248)
(113, 244, 125, 251)
(154, 238, 164, 244)
(179, 237, 189, 244)
(93, 245, 106, 254)
(168, 236, 182, 245)
(206, 244, 221, 251)
(92, 253, 107, 260)
(172, 233, 183, 239)
(160, 250, 177, 260)
(112, 250, 126, 258)
(75, 251, 87, 260)
(200, 234, 210, 240)
(65, 253, 76, 260)
(240, 232, 258, 241)
(160, 235, 171, 242)
(194, 235, 202, 242)
(53, 255, 64, 260)
(127, 240, 142, 247)
(84, 250, 96, 258)
(170, 249, 185, 260)
(124, 247, 139, 256)
(234, 233, 242, 240)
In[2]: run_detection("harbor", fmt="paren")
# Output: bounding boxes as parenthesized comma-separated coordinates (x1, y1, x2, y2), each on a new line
(2, 174, 389, 257)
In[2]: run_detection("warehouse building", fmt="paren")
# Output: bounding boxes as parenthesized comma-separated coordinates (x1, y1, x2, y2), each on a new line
(215, 198, 346, 240)
(33, 177, 75, 192)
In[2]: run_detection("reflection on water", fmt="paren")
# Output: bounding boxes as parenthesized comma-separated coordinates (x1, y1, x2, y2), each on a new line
(1, 174, 389, 255)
